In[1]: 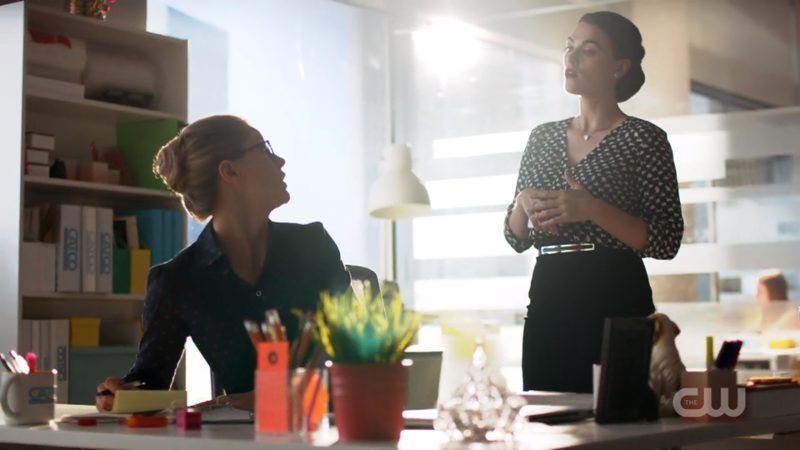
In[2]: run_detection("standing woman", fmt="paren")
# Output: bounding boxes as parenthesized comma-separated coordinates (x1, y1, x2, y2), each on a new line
(503, 11, 684, 393)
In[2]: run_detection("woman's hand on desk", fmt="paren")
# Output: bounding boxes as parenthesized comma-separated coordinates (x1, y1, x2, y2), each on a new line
(95, 377, 125, 412)
(191, 391, 254, 412)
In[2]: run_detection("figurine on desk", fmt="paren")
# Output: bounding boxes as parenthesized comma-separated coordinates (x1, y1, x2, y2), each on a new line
(648, 313, 686, 417)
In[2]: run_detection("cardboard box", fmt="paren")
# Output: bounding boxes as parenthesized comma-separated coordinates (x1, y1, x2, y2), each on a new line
(63, 159, 78, 180)
(26, 149, 49, 165)
(28, 164, 50, 178)
(79, 161, 108, 183)
(26, 132, 55, 151)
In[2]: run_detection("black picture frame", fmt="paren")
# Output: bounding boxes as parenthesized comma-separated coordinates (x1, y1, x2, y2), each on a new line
(594, 317, 658, 424)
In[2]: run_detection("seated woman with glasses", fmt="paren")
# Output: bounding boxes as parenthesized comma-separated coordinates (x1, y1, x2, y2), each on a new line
(96, 115, 351, 412)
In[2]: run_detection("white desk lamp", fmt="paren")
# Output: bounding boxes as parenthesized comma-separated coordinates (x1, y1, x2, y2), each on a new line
(368, 143, 431, 282)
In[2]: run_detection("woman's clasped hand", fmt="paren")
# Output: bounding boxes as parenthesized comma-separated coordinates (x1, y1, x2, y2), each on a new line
(515, 170, 599, 235)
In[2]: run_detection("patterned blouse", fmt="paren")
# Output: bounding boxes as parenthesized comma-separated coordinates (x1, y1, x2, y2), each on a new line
(503, 116, 684, 260)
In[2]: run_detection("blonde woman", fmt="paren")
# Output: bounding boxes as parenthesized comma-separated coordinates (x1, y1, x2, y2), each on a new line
(96, 115, 351, 412)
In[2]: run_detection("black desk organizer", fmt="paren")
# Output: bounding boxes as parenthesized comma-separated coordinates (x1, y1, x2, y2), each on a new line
(595, 317, 660, 424)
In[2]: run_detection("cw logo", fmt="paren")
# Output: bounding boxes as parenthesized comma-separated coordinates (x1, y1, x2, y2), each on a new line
(673, 387, 746, 418)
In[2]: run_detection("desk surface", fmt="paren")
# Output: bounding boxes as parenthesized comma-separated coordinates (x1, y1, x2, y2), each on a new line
(1, 405, 800, 450)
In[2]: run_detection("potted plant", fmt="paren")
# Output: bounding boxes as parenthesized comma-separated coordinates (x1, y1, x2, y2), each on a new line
(316, 283, 421, 442)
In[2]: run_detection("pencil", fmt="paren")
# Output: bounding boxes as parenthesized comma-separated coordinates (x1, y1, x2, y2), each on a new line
(0, 353, 15, 373)
(243, 320, 264, 348)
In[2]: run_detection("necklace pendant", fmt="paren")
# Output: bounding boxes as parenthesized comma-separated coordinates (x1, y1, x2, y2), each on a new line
(583, 135, 590, 141)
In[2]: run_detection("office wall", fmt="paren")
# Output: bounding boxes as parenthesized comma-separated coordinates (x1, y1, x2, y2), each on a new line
(147, 0, 387, 270)
(689, 0, 799, 107)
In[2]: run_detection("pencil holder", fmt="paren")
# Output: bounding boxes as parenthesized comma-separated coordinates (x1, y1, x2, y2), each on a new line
(678, 370, 743, 422)
(255, 343, 329, 435)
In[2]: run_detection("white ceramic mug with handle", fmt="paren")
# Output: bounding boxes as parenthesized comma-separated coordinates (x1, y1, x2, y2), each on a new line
(0, 372, 56, 426)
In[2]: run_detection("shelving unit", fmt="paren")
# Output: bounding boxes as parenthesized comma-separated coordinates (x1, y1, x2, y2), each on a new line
(0, 1, 188, 403)
(24, 176, 182, 211)
(26, 89, 185, 123)
(22, 291, 146, 302)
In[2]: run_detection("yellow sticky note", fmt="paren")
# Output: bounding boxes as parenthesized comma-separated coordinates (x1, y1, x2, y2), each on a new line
(110, 390, 187, 414)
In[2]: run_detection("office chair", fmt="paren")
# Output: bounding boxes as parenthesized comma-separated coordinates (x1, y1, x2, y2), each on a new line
(345, 264, 382, 301)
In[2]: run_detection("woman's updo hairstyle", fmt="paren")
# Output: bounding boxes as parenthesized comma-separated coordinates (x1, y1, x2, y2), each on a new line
(579, 11, 645, 102)
(153, 115, 253, 221)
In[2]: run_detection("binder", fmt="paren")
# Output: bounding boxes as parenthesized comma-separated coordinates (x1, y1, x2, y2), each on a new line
(56, 205, 81, 292)
(96, 208, 114, 293)
(81, 206, 97, 292)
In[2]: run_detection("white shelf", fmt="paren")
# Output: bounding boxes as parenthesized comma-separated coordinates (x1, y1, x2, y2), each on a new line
(24, 176, 174, 198)
(680, 182, 800, 204)
(22, 291, 145, 302)
(25, 89, 183, 124)
(26, 5, 184, 53)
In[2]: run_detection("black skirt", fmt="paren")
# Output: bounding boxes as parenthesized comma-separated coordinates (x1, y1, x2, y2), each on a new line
(521, 245, 655, 394)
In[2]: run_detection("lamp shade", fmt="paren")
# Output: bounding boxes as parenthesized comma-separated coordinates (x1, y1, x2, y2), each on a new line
(368, 144, 431, 220)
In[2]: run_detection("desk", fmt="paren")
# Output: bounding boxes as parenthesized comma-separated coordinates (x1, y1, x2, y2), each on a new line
(1, 405, 800, 450)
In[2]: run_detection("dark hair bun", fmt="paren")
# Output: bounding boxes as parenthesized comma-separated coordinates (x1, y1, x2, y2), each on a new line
(580, 11, 646, 102)
(616, 53, 645, 102)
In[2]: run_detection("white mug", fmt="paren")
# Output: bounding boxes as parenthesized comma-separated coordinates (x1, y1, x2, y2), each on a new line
(0, 372, 56, 426)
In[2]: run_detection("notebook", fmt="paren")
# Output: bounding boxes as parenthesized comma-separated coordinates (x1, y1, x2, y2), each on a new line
(111, 390, 187, 414)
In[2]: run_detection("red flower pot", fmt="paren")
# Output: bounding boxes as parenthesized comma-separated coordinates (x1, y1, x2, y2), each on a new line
(329, 363, 409, 442)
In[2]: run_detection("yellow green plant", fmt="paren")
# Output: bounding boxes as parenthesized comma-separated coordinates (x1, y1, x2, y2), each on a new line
(316, 283, 421, 364)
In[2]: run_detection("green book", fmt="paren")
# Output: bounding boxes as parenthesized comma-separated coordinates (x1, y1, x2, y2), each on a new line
(117, 119, 182, 191)
(112, 248, 131, 294)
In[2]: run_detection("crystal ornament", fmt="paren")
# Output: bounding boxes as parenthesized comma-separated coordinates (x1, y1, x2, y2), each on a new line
(434, 339, 527, 443)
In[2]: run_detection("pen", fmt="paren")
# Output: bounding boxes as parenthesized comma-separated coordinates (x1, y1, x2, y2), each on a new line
(261, 322, 276, 343)
(97, 380, 144, 397)
(306, 354, 327, 427)
(25, 352, 37, 373)
(10, 350, 29, 374)
(264, 310, 284, 343)
(0, 353, 15, 373)
(268, 310, 286, 342)
(243, 320, 265, 348)
(291, 321, 313, 369)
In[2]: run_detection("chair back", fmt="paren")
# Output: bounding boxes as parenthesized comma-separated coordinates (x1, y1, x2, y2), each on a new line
(346, 264, 381, 300)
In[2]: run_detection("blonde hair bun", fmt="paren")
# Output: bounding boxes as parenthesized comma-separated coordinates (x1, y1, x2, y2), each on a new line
(151, 115, 254, 221)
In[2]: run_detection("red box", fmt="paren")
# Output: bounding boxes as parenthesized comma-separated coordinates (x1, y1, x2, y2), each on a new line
(176, 410, 202, 431)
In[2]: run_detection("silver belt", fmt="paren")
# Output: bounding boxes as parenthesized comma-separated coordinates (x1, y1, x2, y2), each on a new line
(540, 243, 595, 255)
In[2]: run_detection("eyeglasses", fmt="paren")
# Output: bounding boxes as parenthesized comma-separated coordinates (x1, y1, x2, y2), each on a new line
(243, 140, 276, 157)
